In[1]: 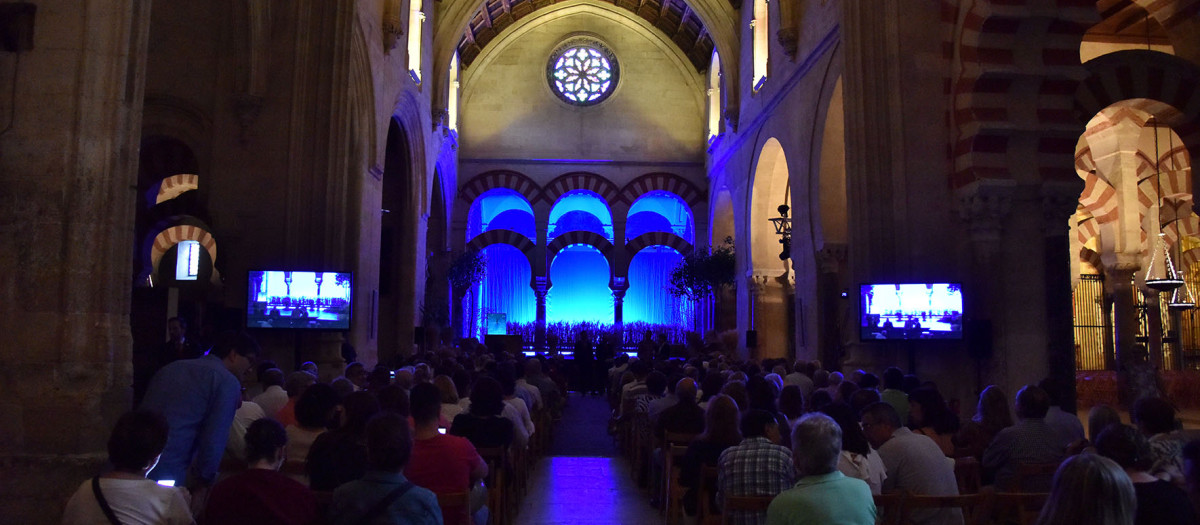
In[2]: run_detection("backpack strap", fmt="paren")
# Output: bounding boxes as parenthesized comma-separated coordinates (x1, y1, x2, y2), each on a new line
(353, 481, 415, 525)
(90, 477, 125, 525)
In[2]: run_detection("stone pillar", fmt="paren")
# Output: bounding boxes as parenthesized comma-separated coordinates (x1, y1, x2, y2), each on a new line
(954, 180, 1015, 386)
(534, 277, 548, 351)
(748, 272, 789, 361)
(0, 2, 151, 522)
(1042, 182, 1083, 413)
(612, 285, 628, 328)
(1106, 266, 1138, 398)
(815, 244, 848, 368)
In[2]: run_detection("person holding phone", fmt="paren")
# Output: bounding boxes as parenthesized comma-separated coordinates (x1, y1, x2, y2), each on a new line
(62, 410, 194, 525)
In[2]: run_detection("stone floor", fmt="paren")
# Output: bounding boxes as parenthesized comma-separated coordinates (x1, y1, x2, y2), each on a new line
(512, 456, 665, 525)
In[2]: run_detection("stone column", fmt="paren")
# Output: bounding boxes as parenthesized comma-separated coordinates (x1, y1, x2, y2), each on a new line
(534, 277, 548, 351)
(0, 2, 151, 522)
(1042, 182, 1084, 413)
(612, 285, 628, 328)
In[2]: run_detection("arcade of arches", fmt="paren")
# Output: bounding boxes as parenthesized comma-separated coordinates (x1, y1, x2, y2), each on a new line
(1, 0, 1199, 521)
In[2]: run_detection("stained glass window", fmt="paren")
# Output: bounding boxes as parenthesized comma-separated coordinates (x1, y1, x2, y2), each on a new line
(547, 40, 618, 106)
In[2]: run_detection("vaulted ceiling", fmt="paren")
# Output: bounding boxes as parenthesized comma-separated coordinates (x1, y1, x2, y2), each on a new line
(455, 0, 717, 72)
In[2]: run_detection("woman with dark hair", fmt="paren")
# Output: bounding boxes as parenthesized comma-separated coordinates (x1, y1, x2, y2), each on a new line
(285, 382, 341, 470)
(698, 373, 726, 410)
(203, 419, 318, 525)
(908, 387, 959, 456)
(331, 413, 442, 525)
(62, 410, 194, 524)
(677, 394, 742, 517)
(306, 391, 382, 491)
(450, 376, 514, 449)
(1094, 424, 1197, 525)
(818, 402, 886, 494)
(1034, 453, 1134, 525)
(954, 385, 1013, 460)
(778, 385, 805, 428)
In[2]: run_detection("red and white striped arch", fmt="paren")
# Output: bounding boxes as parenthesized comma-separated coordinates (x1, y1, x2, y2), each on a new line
(465, 229, 538, 271)
(617, 173, 705, 208)
(147, 224, 219, 283)
(457, 170, 543, 205)
(149, 173, 199, 206)
(542, 172, 621, 207)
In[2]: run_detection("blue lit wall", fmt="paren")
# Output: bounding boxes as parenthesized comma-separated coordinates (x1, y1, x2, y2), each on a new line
(625, 246, 691, 326)
(467, 189, 535, 240)
(548, 191, 613, 241)
(625, 191, 693, 242)
(547, 244, 614, 323)
(471, 244, 535, 332)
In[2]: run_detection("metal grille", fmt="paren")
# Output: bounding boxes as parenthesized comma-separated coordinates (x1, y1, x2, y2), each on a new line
(1073, 274, 1107, 370)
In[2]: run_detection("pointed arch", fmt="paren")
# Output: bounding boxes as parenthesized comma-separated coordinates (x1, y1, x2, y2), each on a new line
(457, 170, 543, 205)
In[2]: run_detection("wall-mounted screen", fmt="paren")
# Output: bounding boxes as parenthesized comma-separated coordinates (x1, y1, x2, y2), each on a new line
(247, 270, 352, 330)
(860, 283, 963, 340)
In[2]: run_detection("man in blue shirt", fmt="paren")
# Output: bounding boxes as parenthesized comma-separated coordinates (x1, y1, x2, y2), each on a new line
(141, 331, 258, 498)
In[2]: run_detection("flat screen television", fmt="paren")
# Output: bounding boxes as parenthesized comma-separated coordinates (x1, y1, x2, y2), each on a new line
(860, 282, 963, 340)
(246, 270, 352, 330)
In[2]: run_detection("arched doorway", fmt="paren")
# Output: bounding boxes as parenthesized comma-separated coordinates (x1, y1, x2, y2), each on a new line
(379, 119, 417, 364)
(711, 188, 737, 333)
(748, 138, 792, 360)
(816, 77, 848, 367)
(422, 171, 450, 349)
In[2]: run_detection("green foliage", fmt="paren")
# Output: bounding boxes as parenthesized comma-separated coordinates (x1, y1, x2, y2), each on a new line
(668, 236, 736, 301)
(448, 250, 486, 292)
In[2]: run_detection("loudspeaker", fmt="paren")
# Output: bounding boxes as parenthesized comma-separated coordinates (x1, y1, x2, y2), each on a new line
(745, 330, 758, 348)
(965, 319, 993, 360)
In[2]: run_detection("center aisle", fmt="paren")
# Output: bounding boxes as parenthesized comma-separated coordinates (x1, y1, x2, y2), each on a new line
(514, 394, 665, 525)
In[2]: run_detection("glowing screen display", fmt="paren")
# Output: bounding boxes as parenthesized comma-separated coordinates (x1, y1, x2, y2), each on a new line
(247, 271, 352, 330)
(860, 283, 963, 340)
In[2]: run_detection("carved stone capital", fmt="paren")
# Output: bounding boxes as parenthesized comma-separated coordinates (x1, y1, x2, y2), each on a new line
(955, 179, 1016, 243)
(383, 16, 403, 52)
(1040, 180, 1084, 237)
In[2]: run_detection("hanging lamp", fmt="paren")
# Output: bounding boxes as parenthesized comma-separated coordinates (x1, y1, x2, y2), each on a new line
(1144, 116, 1184, 293)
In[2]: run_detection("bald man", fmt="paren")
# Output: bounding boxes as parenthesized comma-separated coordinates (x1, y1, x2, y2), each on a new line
(656, 378, 705, 439)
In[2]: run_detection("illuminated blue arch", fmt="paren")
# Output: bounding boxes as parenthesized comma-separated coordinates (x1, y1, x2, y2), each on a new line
(466, 244, 535, 338)
(547, 244, 613, 323)
(625, 245, 692, 327)
(466, 188, 535, 241)
(548, 190, 614, 242)
(625, 191, 694, 243)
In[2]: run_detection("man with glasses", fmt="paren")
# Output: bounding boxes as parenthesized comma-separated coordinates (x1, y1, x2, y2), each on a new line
(860, 402, 962, 525)
(142, 330, 259, 510)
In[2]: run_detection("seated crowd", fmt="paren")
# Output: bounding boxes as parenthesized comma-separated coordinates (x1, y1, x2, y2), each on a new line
(605, 345, 1200, 525)
(66, 330, 1200, 525)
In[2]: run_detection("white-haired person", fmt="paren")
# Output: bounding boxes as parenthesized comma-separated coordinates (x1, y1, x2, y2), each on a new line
(767, 412, 875, 525)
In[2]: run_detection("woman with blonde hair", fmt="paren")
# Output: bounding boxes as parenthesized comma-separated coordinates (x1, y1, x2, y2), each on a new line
(953, 385, 1013, 459)
(1034, 453, 1135, 525)
(435, 375, 462, 425)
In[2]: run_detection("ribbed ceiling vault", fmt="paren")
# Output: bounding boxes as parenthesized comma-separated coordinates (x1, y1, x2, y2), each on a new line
(456, 0, 717, 72)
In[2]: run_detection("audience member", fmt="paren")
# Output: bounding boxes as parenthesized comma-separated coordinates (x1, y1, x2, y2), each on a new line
(783, 361, 814, 399)
(407, 382, 488, 525)
(880, 367, 909, 424)
(679, 394, 742, 516)
(1184, 439, 1200, 518)
(330, 413, 442, 525)
(860, 402, 962, 525)
(307, 391, 381, 491)
(1094, 424, 1197, 525)
(648, 373, 684, 426)
(450, 376, 515, 449)
(907, 388, 959, 457)
(717, 409, 795, 525)
(1038, 377, 1086, 448)
(277, 371, 317, 426)
(808, 390, 833, 413)
(251, 368, 288, 419)
(656, 378, 705, 440)
(514, 361, 543, 412)
(285, 383, 341, 473)
(62, 411, 194, 524)
(848, 389, 881, 416)
(343, 362, 368, 391)
(1132, 397, 1184, 484)
(203, 419, 318, 525)
(766, 413, 876, 525)
(525, 359, 561, 413)
(224, 395, 266, 462)
(778, 385, 805, 428)
(953, 385, 1013, 460)
(982, 385, 1065, 491)
(699, 373, 727, 409)
(1088, 405, 1122, 440)
(378, 384, 411, 417)
(819, 402, 886, 494)
(141, 331, 258, 498)
(1033, 453, 1134, 525)
(722, 380, 751, 413)
(498, 372, 534, 448)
